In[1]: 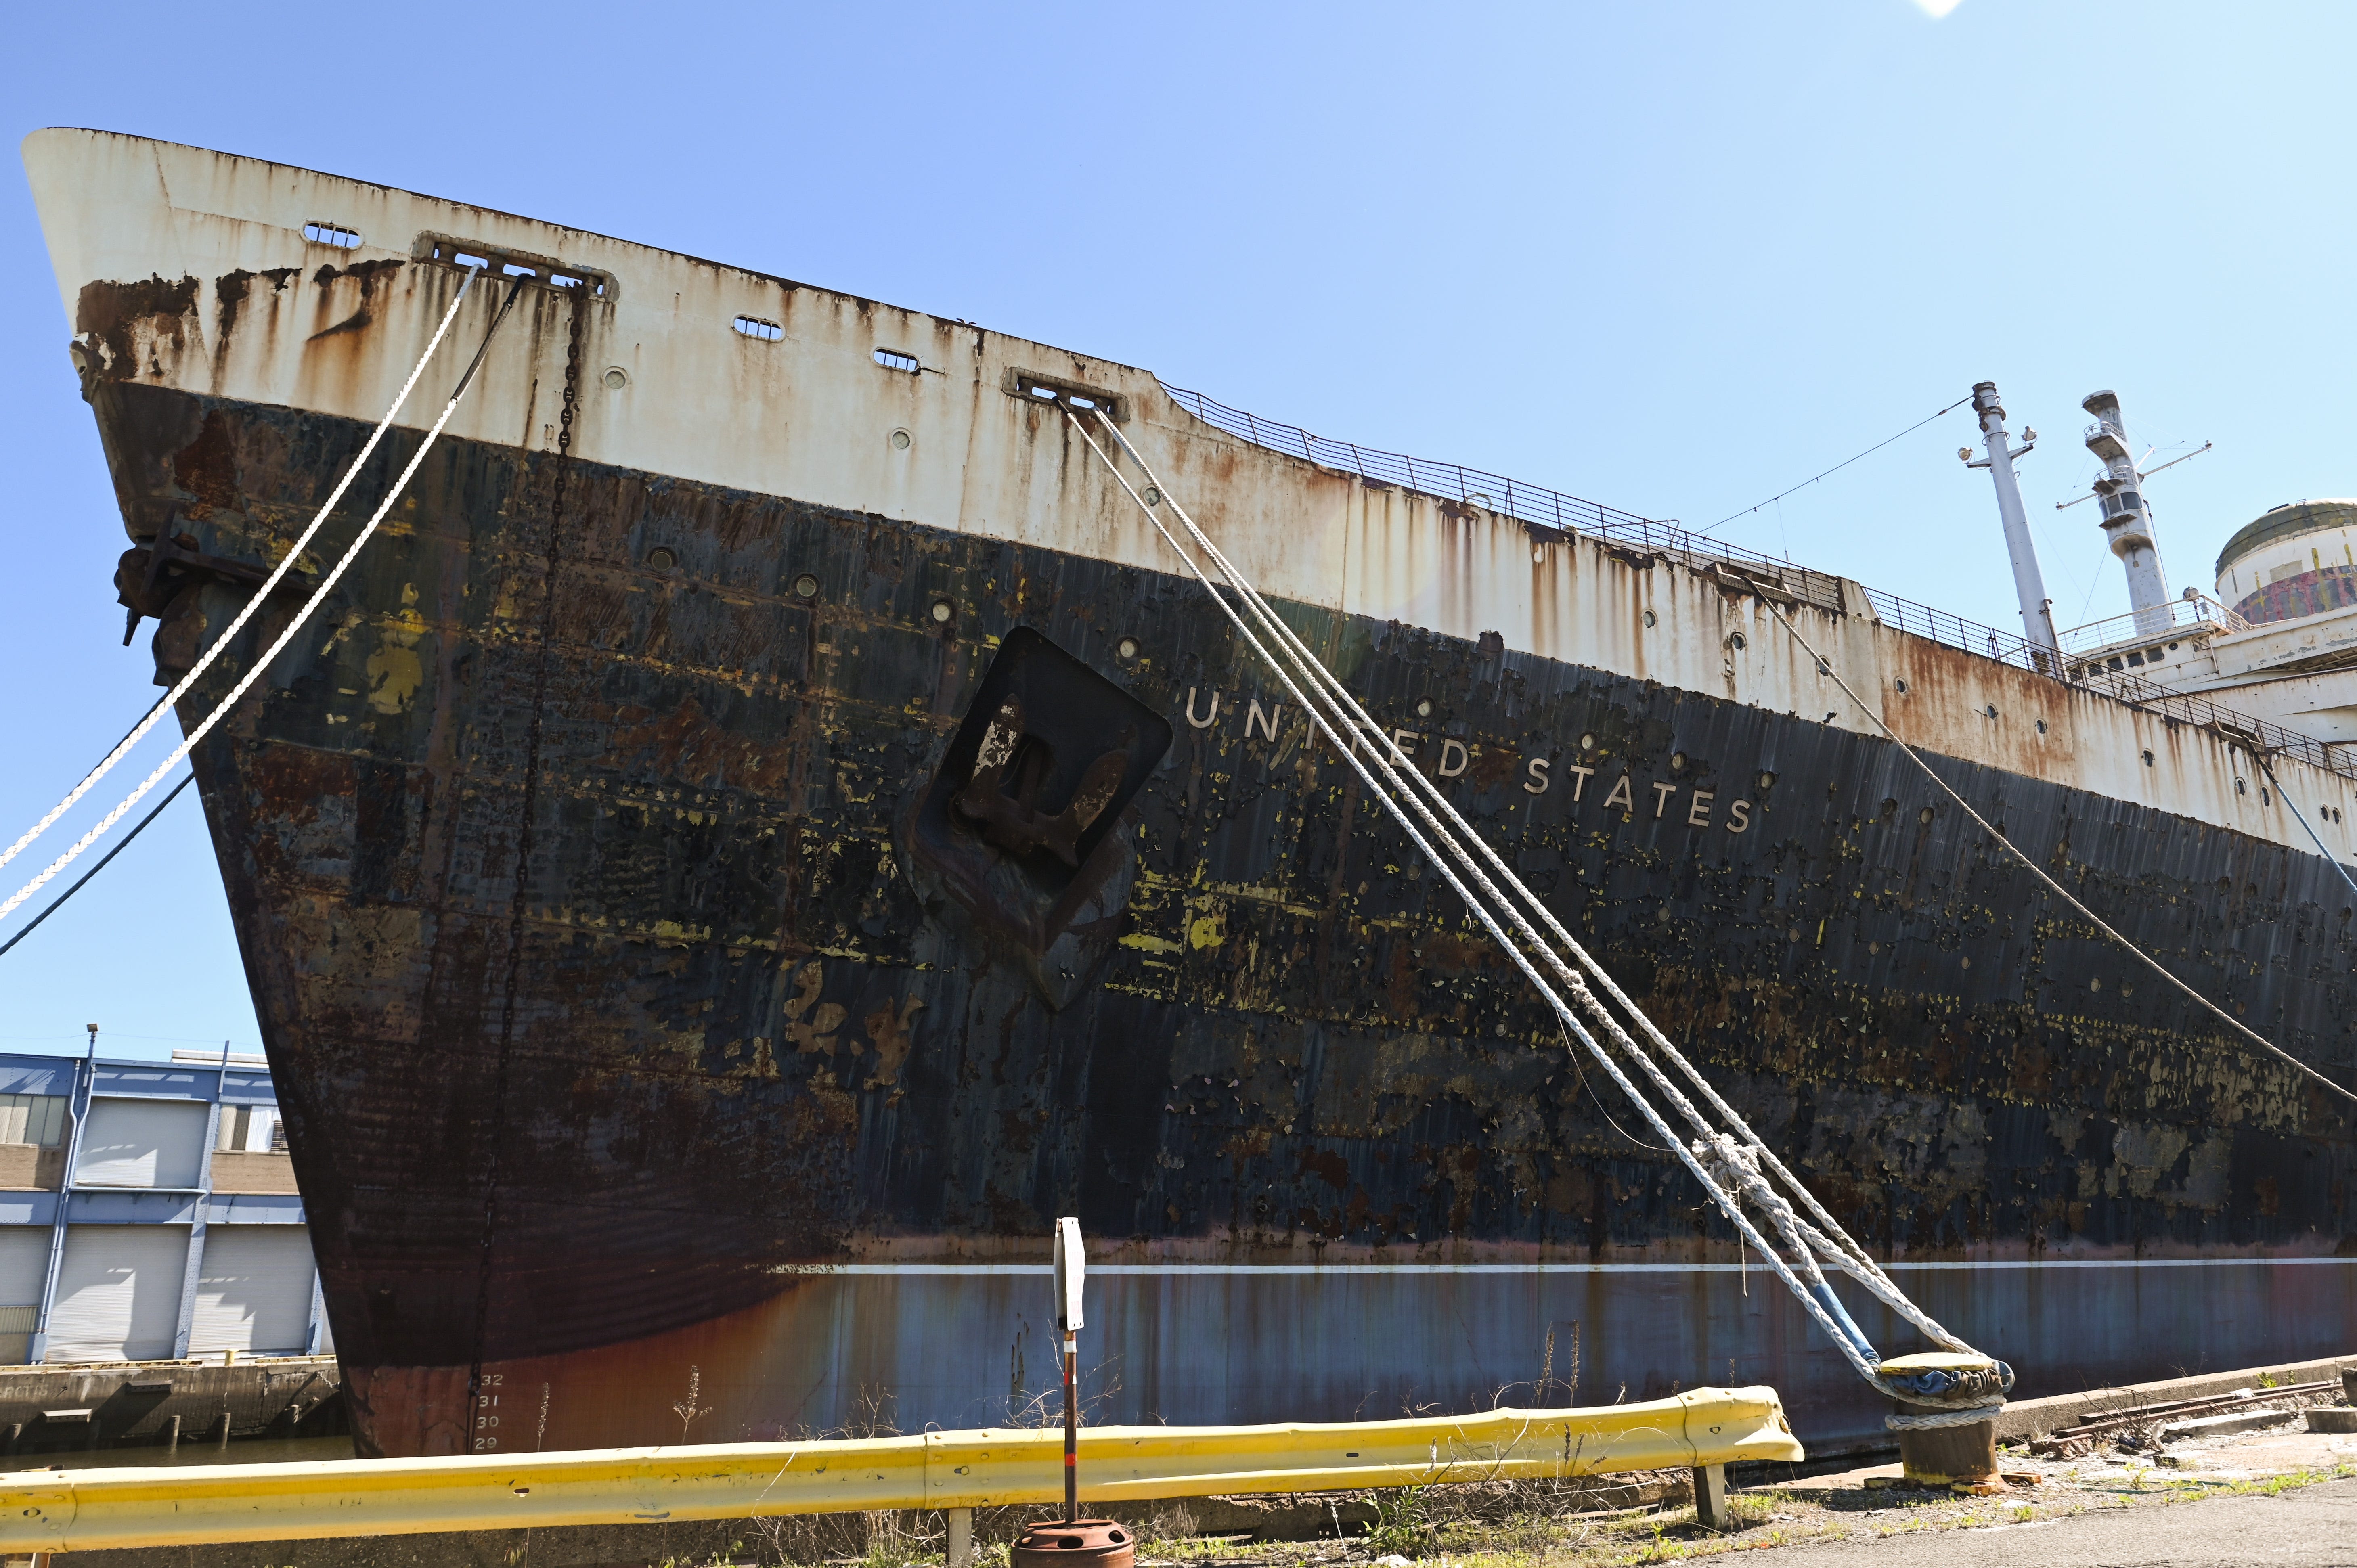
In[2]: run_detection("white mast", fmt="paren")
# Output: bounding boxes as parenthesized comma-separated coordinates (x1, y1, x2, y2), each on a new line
(1963, 381, 2059, 668)
(2081, 390, 2171, 634)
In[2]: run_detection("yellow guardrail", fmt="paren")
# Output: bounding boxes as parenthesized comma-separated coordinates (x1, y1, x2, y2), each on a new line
(0, 1386, 1801, 1553)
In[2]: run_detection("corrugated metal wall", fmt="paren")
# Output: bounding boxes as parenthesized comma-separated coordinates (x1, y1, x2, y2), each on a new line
(0, 1094, 65, 1147)
(191, 1227, 315, 1355)
(0, 1228, 46, 1305)
(76, 1099, 206, 1189)
(2, 1057, 322, 1365)
(0, 1230, 46, 1363)
(46, 1225, 185, 1361)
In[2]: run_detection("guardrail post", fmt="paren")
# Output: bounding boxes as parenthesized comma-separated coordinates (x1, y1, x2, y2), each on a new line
(1691, 1463, 1730, 1532)
(948, 1506, 972, 1568)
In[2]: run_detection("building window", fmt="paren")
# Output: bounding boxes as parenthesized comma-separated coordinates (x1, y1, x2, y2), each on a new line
(217, 1105, 280, 1154)
(0, 1093, 66, 1147)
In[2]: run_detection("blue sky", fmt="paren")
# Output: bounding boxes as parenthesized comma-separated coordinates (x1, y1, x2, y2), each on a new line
(1, 1, 2351, 1059)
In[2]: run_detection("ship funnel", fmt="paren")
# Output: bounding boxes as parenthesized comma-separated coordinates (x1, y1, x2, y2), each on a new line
(1963, 381, 2059, 670)
(2082, 390, 2171, 634)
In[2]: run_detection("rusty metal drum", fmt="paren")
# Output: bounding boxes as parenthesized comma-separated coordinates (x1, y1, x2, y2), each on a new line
(1010, 1520, 1136, 1568)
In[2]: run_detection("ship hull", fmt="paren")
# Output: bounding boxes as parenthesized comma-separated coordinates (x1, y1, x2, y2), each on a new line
(354, 1258, 2357, 1455)
(24, 128, 2355, 1462)
(106, 382, 2356, 1457)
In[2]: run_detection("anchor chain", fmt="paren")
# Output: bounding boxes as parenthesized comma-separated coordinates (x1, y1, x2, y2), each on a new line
(467, 280, 589, 1442)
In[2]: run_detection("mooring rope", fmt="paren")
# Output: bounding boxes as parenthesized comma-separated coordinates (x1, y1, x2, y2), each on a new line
(1060, 406, 2004, 1417)
(0, 268, 489, 881)
(2250, 751, 2357, 905)
(1087, 416, 1975, 1361)
(1760, 599, 2357, 1112)
(0, 269, 524, 929)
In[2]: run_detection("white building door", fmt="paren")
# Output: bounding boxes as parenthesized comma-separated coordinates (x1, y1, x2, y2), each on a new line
(190, 1226, 316, 1356)
(0, 1228, 49, 1363)
(46, 1225, 187, 1361)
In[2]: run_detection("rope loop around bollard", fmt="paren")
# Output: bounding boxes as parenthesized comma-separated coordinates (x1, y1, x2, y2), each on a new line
(1887, 1403, 2006, 1431)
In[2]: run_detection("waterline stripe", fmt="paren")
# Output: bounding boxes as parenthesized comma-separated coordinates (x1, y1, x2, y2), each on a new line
(792, 1259, 2357, 1276)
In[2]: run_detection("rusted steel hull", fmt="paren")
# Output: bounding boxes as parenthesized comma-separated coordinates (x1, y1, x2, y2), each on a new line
(82, 381, 2357, 1458)
(25, 129, 2357, 1463)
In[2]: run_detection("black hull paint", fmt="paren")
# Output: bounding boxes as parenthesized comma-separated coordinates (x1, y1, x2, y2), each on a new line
(94, 381, 2356, 1455)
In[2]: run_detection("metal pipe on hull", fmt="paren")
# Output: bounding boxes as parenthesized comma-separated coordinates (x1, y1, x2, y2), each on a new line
(2083, 390, 2174, 634)
(1967, 382, 2061, 666)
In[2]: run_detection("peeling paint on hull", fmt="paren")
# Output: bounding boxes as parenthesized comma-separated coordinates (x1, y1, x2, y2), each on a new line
(91, 381, 2357, 1459)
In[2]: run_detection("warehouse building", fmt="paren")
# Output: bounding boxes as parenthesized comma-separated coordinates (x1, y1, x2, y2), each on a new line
(0, 1048, 326, 1364)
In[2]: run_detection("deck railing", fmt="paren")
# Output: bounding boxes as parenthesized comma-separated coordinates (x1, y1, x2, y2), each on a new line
(2077, 664, 2348, 779)
(1160, 382, 1851, 612)
(2057, 596, 2252, 659)
(1157, 381, 2356, 782)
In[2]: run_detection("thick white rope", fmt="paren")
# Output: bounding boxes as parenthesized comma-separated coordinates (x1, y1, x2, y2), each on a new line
(0, 268, 508, 927)
(1059, 409, 1906, 1392)
(1075, 411, 2009, 1393)
(1761, 599, 2357, 1111)
(2250, 751, 2357, 904)
(0, 267, 486, 882)
(1084, 415, 1970, 1356)
(1887, 1404, 2006, 1431)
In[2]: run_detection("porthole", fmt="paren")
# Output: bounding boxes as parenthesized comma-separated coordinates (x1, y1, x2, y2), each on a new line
(2035, 720, 2048, 735)
(1580, 733, 1597, 752)
(602, 367, 629, 390)
(1984, 704, 1999, 719)
(303, 221, 362, 249)
(890, 429, 912, 451)
(1142, 486, 1163, 506)
(1670, 752, 1687, 772)
(1728, 631, 1747, 651)
(645, 547, 677, 570)
(2143, 749, 2155, 767)
(1868, 942, 1880, 955)
(930, 599, 955, 624)
(1757, 770, 1776, 789)
(1416, 699, 1432, 718)
(1892, 677, 1909, 694)
(2090, 976, 2103, 993)
(1117, 636, 1140, 661)
(1919, 806, 1934, 825)
(792, 573, 819, 599)
(1787, 926, 1801, 942)
(733, 316, 784, 342)
(1642, 609, 1657, 628)
(2235, 777, 2248, 795)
